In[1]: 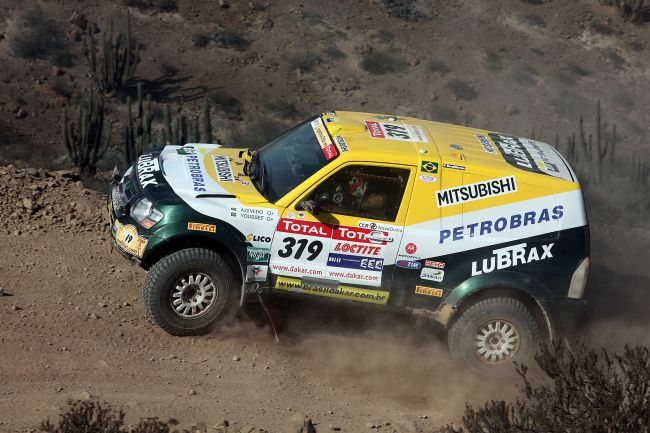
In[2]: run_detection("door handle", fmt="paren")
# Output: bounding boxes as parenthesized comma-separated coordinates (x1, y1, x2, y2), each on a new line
(367, 234, 394, 243)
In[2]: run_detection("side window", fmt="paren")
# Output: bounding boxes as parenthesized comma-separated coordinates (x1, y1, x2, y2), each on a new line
(309, 165, 409, 222)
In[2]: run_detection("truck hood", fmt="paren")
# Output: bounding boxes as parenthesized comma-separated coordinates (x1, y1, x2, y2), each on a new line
(158, 144, 268, 204)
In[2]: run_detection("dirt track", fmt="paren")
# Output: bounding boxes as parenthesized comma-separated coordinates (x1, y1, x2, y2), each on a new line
(1, 167, 649, 433)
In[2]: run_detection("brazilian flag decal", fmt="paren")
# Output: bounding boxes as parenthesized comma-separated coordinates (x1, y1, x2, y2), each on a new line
(421, 161, 439, 173)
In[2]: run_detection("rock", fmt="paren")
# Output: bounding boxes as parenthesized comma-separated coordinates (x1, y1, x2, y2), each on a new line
(73, 391, 91, 401)
(189, 389, 197, 396)
(232, 355, 240, 361)
(505, 103, 520, 116)
(213, 420, 229, 429)
(22, 198, 35, 210)
(0, 287, 4, 297)
(15, 108, 27, 119)
(11, 305, 22, 311)
(285, 413, 316, 433)
(219, 0, 230, 8)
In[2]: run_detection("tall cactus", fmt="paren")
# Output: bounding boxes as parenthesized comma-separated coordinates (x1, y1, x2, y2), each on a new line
(62, 87, 112, 173)
(124, 82, 154, 165)
(83, 11, 139, 97)
(573, 100, 617, 184)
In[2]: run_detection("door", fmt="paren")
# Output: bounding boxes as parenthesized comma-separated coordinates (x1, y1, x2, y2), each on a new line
(269, 163, 415, 304)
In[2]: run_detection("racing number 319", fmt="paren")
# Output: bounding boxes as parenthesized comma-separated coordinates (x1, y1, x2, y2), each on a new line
(384, 124, 410, 140)
(277, 237, 323, 261)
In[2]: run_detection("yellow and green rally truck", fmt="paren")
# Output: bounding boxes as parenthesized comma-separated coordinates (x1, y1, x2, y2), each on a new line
(109, 111, 590, 370)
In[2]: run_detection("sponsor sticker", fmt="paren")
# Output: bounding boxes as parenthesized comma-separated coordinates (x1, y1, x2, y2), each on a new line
(246, 233, 272, 243)
(415, 286, 444, 297)
(333, 241, 383, 256)
(212, 155, 235, 182)
(489, 134, 550, 176)
(136, 154, 160, 188)
(176, 146, 196, 155)
(311, 117, 338, 160)
(420, 268, 444, 282)
(396, 260, 421, 269)
(185, 154, 207, 192)
(358, 221, 403, 233)
(277, 218, 332, 238)
(246, 265, 268, 282)
(275, 276, 388, 305)
(420, 161, 439, 173)
(424, 260, 445, 269)
(364, 121, 428, 143)
(436, 175, 517, 208)
(334, 135, 349, 152)
(439, 204, 564, 244)
(477, 135, 497, 154)
(232, 206, 277, 222)
(327, 253, 384, 271)
(405, 243, 417, 254)
(187, 222, 216, 233)
(247, 247, 270, 263)
(442, 163, 465, 171)
(471, 242, 554, 276)
(418, 174, 437, 183)
(114, 220, 148, 257)
(450, 143, 463, 151)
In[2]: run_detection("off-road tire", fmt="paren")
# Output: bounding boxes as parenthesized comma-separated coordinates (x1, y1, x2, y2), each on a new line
(448, 297, 540, 372)
(143, 248, 238, 335)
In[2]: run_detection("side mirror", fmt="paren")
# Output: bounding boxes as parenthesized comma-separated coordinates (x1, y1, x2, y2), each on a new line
(296, 200, 318, 214)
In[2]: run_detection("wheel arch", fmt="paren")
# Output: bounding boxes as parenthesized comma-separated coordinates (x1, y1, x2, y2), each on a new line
(141, 235, 244, 285)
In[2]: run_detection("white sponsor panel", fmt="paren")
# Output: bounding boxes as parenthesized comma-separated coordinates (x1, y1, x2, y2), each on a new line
(212, 155, 235, 182)
(400, 189, 587, 258)
(420, 267, 444, 282)
(418, 174, 437, 183)
(471, 242, 554, 276)
(160, 145, 279, 245)
(269, 218, 332, 279)
(245, 265, 269, 282)
(365, 121, 429, 143)
(436, 176, 517, 208)
(520, 138, 575, 182)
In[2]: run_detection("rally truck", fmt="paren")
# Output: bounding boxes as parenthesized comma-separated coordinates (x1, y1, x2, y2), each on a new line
(108, 111, 590, 370)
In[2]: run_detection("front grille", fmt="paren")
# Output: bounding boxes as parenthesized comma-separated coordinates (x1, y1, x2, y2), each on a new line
(112, 184, 126, 211)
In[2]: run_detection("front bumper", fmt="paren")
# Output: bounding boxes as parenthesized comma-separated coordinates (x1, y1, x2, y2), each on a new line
(108, 181, 150, 263)
(538, 298, 588, 338)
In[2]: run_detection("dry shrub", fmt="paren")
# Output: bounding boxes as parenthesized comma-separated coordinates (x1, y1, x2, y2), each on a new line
(40, 400, 183, 433)
(10, 6, 71, 65)
(446, 342, 650, 433)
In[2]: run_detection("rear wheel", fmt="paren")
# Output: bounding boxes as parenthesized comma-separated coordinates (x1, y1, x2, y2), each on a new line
(448, 297, 540, 371)
(143, 248, 238, 335)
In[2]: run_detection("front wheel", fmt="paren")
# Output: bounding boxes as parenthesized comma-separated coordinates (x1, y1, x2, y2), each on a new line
(447, 297, 540, 372)
(143, 248, 238, 335)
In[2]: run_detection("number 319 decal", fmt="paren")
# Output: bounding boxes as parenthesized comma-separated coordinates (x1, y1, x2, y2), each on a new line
(277, 237, 323, 261)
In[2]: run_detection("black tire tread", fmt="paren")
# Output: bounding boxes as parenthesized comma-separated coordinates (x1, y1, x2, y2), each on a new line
(143, 248, 236, 336)
(448, 296, 540, 371)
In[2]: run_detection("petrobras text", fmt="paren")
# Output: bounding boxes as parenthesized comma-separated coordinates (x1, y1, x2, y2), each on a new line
(440, 205, 564, 244)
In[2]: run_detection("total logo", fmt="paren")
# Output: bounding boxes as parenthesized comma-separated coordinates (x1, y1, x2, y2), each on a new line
(471, 242, 554, 276)
(246, 233, 272, 243)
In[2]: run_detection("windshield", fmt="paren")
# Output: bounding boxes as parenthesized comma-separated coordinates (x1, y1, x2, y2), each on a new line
(251, 116, 338, 202)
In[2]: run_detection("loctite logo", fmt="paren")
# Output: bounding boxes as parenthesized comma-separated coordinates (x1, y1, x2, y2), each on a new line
(333, 242, 382, 256)
(277, 219, 332, 238)
(365, 121, 385, 138)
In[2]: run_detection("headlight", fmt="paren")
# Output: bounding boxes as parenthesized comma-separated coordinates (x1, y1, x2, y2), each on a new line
(131, 197, 164, 229)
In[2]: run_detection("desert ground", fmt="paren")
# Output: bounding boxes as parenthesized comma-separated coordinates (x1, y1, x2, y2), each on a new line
(0, 0, 649, 432)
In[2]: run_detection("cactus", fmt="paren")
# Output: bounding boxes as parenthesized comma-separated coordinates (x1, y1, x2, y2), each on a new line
(124, 82, 154, 165)
(614, 0, 646, 23)
(83, 11, 139, 97)
(631, 155, 649, 189)
(62, 87, 112, 173)
(202, 98, 213, 143)
(572, 100, 617, 184)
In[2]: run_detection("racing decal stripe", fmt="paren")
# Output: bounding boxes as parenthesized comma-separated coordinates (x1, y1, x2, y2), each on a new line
(398, 189, 587, 260)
